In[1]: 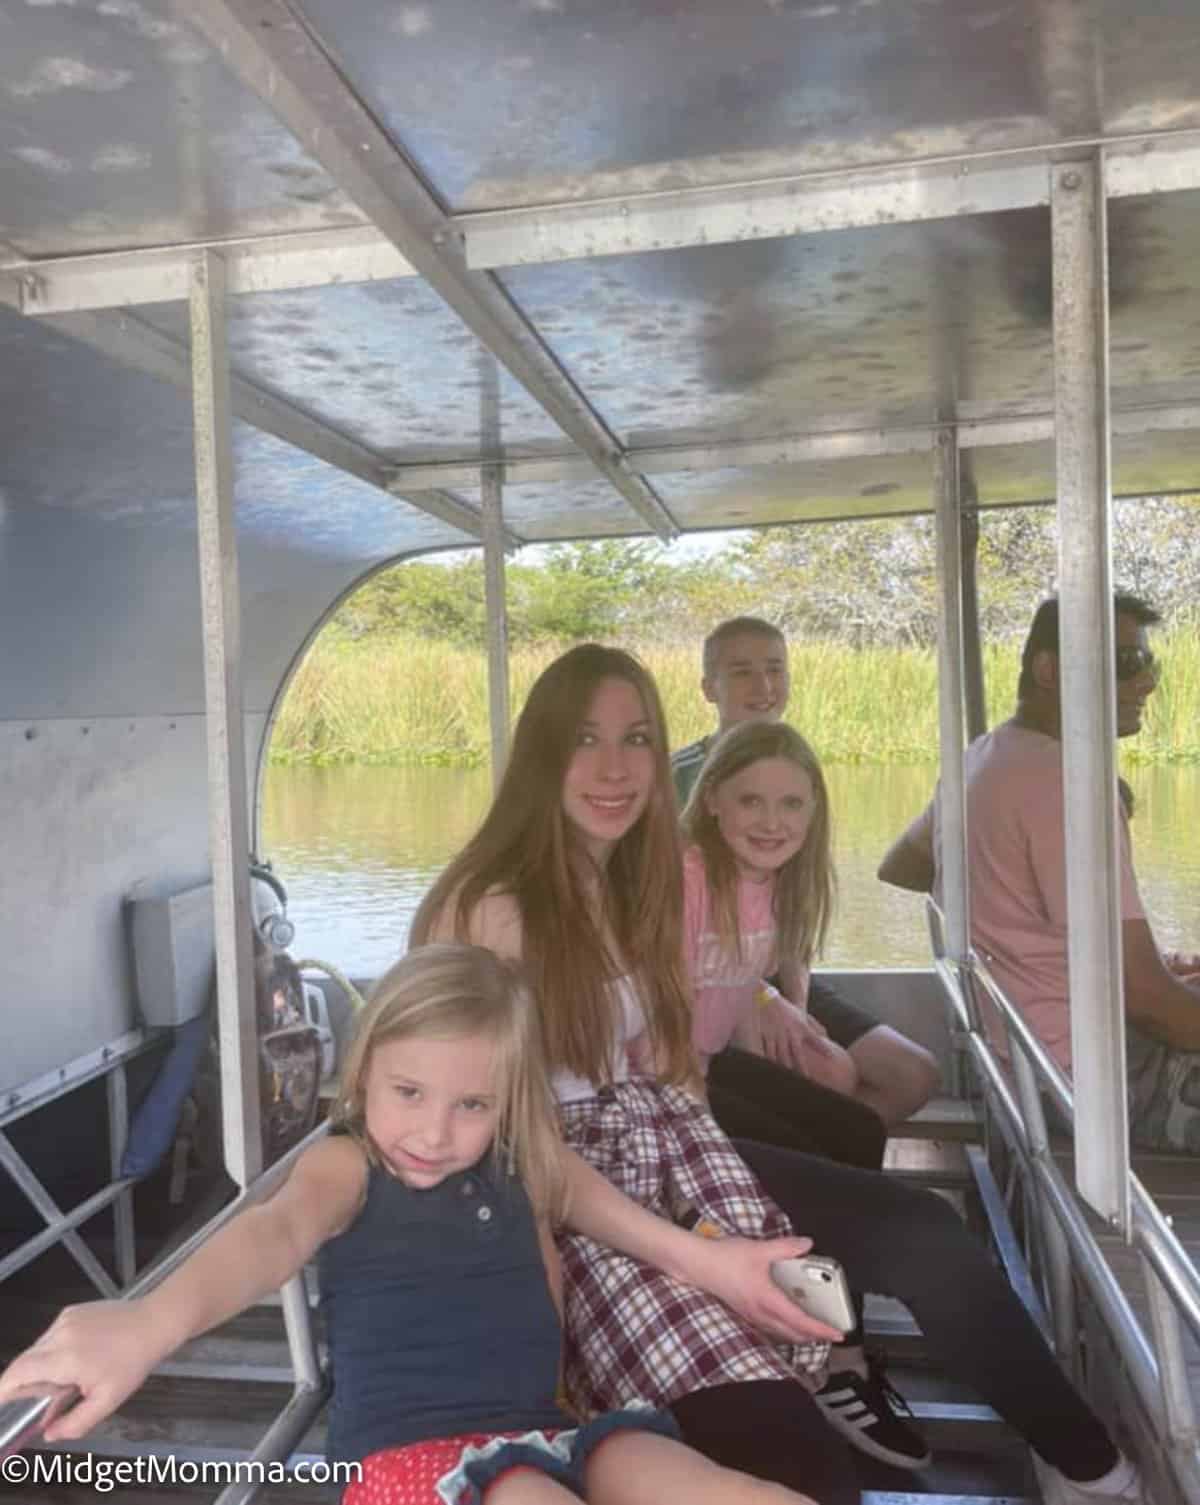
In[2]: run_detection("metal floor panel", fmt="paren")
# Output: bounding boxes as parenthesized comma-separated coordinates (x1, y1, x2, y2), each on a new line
(864, 1496, 1033, 1504)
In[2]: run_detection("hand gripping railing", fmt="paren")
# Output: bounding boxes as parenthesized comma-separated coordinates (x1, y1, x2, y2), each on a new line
(0, 1120, 331, 1503)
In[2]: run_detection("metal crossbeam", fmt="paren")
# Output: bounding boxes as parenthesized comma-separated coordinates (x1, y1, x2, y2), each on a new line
(380, 399, 1200, 492)
(465, 134, 1200, 270)
(181, 0, 677, 541)
(8, 226, 413, 313)
(4, 139, 1199, 310)
(43, 308, 509, 546)
(0, 1028, 154, 1129)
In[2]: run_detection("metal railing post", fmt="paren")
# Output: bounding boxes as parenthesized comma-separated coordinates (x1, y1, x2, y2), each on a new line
(932, 430, 978, 1054)
(481, 466, 510, 791)
(958, 497, 988, 741)
(190, 248, 262, 1188)
(1050, 152, 1130, 1231)
(1009, 1047, 1079, 1373)
(1141, 1253, 1200, 1458)
(105, 1063, 137, 1288)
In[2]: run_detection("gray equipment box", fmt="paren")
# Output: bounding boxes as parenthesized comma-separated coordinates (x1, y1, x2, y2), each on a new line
(127, 880, 215, 1028)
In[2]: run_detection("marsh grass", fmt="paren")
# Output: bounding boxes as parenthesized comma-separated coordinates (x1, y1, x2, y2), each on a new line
(268, 631, 1200, 767)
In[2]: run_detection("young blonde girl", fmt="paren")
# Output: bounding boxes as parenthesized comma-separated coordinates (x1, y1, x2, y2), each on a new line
(0, 944, 817, 1505)
(680, 720, 857, 1094)
(413, 645, 1144, 1505)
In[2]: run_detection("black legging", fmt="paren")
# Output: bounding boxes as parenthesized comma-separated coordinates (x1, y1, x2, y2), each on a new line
(708, 1047, 881, 1344)
(708, 1045, 887, 1172)
(735, 1137, 1119, 1483)
(672, 1380, 860, 1505)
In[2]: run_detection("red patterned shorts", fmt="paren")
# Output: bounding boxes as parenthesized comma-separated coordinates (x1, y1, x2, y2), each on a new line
(343, 1406, 678, 1505)
(345, 1431, 532, 1505)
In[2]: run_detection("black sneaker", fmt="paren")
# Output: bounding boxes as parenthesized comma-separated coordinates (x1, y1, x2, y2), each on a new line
(814, 1366, 932, 1470)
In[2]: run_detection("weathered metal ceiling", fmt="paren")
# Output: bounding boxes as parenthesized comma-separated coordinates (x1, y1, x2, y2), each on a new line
(2, 0, 1200, 565)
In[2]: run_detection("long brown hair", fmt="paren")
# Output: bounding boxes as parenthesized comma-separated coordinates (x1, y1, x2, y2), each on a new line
(681, 720, 835, 970)
(332, 944, 564, 1219)
(411, 645, 693, 1086)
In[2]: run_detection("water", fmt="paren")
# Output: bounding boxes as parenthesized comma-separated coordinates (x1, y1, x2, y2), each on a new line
(261, 762, 1200, 978)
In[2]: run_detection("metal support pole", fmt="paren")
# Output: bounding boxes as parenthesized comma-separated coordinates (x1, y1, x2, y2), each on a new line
(279, 1271, 322, 1392)
(481, 468, 510, 790)
(959, 495, 988, 741)
(190, 249, 262, 1188)
(932, 430, 971, 976)
(106, 1064, 137, 1287)
(1050, 153, 1130, 1231)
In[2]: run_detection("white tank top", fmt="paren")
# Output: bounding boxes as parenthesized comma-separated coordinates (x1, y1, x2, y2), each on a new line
(551, 978, 648, 1105)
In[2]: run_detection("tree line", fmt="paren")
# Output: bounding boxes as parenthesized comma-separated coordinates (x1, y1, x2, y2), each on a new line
(332, 496, 1200, 651)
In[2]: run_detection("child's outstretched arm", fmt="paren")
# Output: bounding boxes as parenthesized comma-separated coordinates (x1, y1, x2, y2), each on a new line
(0, 1136, 366, 1443)
(559, 1148, 841, 1347)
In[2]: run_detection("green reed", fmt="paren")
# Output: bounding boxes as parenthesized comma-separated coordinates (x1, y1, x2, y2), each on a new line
(267, 631, 1200, 767)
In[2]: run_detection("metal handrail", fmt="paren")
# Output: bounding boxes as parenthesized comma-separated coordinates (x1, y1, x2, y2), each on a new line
(931, 937, 1200, 1498)
(969, 956, 1200, 1347)
(0, 1120, 332, 1470)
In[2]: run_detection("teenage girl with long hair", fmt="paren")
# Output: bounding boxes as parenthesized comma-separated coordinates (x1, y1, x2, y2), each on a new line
(0, 945, 819, 1505)
(413, 648, 858, 1505)
(414, 644, 1144, 1505)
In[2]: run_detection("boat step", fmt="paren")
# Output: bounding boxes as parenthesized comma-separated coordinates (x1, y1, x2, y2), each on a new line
(156, 1330, 301, 1383)
(894, 1098, 985, 1143)
(31, 1372, 328, 1455)
(906, 1401, 1011, 1451)
(883, 1139, 972, 1188)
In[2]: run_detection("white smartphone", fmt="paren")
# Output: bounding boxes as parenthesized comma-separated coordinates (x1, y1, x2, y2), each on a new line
(770, 1255, 855, 1334)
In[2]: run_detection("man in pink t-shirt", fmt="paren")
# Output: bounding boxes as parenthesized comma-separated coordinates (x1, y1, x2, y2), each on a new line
(880, 594, 1200, 1153)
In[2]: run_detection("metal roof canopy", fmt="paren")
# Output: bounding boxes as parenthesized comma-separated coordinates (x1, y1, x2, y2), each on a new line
(1, 0, 1199, 563)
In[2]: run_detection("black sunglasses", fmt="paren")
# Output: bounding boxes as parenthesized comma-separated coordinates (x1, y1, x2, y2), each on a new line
(1115, 646, 1158, 682)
